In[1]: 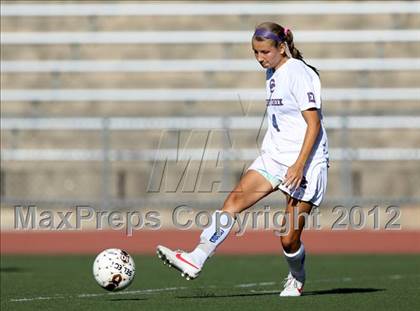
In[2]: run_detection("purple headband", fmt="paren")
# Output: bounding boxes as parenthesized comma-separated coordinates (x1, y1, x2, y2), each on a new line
(253, 27, 289, 42)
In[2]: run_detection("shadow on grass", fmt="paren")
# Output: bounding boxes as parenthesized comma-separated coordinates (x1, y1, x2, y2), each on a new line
(108, 297, 148, 301)
(177, 291, 279, 299)
(0, 267, 27, 273)
(177, 288, 385, 299)
(304, 288, 385, 296)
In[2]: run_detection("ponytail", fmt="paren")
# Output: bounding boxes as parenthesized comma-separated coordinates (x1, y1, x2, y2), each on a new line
(284, 28, 320, 76)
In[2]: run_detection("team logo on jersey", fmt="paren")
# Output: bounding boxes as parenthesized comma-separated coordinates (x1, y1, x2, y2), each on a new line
(266, 98, 283, 106)
(269, 79, 276, 93)
(307, 92, 316, 103)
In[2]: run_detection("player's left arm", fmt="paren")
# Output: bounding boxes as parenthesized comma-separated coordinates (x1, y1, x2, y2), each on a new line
(283, 108, 321, 189)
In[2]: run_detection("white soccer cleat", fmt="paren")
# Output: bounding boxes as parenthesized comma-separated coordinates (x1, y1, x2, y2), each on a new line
(156, 245, 202, 280)
(279, 273, 304, 297)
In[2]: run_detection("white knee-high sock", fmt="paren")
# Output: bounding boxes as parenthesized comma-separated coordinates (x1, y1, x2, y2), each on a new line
(189, 210, 235, 267)
(283, 243, 306, 282)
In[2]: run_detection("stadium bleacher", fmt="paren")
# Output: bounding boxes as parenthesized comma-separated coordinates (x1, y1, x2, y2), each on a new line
(1, 1, 419, 207)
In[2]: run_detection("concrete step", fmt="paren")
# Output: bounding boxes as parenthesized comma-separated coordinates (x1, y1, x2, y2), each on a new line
(2, 71, 419, 89)
(2, 12, 420, 31)
(2, 128, 419, 149)
(2, 99, 419, 118)
(2, 42, 420, 60)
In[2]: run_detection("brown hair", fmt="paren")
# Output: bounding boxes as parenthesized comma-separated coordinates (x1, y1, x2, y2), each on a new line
(253, 22, 319, 76)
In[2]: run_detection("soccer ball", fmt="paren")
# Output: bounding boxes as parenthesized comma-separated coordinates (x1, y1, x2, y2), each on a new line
(93, 248, 136, 291)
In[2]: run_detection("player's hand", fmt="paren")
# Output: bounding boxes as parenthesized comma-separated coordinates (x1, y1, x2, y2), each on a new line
(283, 162, 304, 190)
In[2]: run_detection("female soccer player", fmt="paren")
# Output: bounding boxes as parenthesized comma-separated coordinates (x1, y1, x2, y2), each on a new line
(157, 22, 329, 297)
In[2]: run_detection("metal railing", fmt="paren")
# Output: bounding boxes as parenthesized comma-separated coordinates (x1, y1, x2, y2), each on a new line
(2, 88, 419, 102)
(2, 58, 420, 72)
(2, 1, 419, 16)
(2, 30, 420, 45)
(2, 116, 420, 130)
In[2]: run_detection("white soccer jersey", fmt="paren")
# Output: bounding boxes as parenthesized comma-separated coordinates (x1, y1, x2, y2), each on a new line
(261, 58, 329, 166)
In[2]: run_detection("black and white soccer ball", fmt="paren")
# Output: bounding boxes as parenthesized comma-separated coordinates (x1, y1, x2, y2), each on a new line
(93, 248, 136, 291)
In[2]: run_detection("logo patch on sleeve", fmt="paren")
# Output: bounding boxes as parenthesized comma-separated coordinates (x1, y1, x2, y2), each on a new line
(307, 92, 316, 103)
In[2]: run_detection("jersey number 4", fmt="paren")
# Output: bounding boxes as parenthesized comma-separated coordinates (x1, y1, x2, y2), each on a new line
(272, 114, 280, 132)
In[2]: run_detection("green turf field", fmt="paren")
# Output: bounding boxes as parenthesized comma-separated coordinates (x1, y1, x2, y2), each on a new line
(1, 254, 419, 311)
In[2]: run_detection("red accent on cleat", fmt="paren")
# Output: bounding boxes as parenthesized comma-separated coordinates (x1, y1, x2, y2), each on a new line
(175, 253, 199, 270)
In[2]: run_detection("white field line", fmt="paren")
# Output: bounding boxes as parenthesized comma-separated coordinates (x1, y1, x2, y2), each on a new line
(9, 274, 420, 303)
(77, 286, 188, 298)
(235, 281, 276, 288)
(10, 286, 187, 302)
(10, 295, 66, 302)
